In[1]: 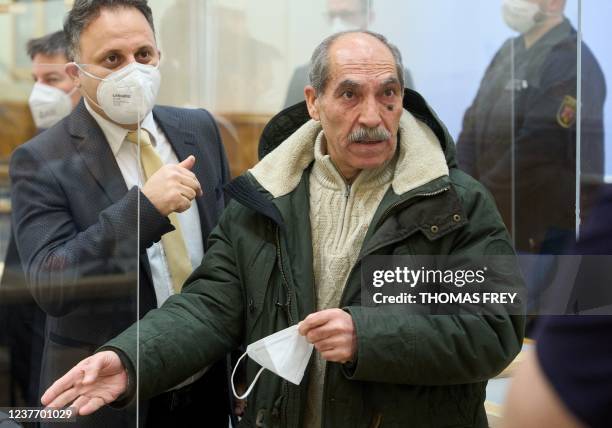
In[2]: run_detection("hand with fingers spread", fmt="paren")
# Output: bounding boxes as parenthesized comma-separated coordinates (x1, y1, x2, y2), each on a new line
(298, 308, 357, 364)
(41, 351, 128, 416)
(142, 155, 203, 216)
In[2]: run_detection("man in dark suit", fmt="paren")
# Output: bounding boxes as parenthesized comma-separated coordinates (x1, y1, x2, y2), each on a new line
(9, 0, 230, 426)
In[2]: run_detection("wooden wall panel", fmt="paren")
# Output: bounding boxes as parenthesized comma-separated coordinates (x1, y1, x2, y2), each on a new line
(214, 112, 272, 178)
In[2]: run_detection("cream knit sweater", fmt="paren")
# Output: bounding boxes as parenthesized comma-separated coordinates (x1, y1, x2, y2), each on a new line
(304, 131, 396, 428)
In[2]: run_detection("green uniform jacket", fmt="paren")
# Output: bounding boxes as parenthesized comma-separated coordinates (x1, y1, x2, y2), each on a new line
(105, 90, 524, 428)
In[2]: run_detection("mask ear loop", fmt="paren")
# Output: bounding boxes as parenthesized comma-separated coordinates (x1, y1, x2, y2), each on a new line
(231, 351, 266, 400)
(73, 63, 107, 111)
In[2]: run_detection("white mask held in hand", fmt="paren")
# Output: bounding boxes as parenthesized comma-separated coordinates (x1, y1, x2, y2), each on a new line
(231, 324, 314, 399)
(28, 82, 75, 129)
(502, 0, 543, 34)
(76, 62, 160, 125)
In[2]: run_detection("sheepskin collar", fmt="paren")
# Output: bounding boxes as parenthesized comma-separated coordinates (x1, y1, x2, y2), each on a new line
(249, 109, 449, 198)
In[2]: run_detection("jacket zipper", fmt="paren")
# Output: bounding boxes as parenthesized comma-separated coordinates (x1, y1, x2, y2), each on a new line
(275, 226, 294, 325)
(275, 227, 297, 428)
(319, 185, 450, 428)
(281, 379, 289, 427)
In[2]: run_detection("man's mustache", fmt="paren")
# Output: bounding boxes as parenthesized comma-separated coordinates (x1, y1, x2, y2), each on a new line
(348, 126, 391, 142)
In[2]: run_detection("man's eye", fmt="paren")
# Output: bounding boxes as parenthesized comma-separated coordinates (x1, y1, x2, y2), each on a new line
(137, 51, 151, 62)
(342, 90, 354, 99)
(105, 54, 118, 64)
(384, 88, 396, 97)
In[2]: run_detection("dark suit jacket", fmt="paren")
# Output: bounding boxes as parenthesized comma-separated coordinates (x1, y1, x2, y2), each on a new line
(1, 127, 45, 409)
(9, 100, 231, 427)
(0, 236, 45, 408)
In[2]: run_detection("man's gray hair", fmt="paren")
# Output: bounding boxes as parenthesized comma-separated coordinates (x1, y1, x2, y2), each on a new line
(64, 0, 155, 61)
(26, 30, 71, 61)
(309, 30, 405, 95)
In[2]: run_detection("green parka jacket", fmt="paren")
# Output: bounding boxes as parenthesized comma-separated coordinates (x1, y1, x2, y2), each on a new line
(105, 89, 524, 428)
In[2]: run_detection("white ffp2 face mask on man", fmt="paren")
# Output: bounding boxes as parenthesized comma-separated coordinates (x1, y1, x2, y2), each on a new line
(231, 324, 314, 400)
(76, 61, 161, 125)
(502, 0, 543, 34)
(28, 82, 75, 129)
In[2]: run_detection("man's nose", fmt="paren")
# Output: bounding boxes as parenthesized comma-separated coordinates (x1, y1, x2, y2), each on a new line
(358, 96, 382, 129)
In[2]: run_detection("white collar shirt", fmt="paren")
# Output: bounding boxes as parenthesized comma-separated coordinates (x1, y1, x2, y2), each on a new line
(84, 100, 204, 308)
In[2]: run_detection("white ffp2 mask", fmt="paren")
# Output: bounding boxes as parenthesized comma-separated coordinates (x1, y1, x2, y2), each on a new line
(28, 82, 74, 129)
(76, 62, 160, 125)
(231, 325, 314, 399)
(502, 0, 542, 34)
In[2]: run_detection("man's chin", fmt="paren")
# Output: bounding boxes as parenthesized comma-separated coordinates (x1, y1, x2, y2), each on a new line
(352, 157, 392, 171)
(349, 142, 394, 166)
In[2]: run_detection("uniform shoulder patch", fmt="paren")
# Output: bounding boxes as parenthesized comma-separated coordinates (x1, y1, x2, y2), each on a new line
(557, 95, 577, 128)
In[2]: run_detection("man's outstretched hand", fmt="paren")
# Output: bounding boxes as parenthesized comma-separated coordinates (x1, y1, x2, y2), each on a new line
(41, 351, 128, 415)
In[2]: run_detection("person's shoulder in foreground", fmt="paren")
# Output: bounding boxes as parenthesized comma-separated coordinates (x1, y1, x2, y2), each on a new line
(504, 186, 612, 428)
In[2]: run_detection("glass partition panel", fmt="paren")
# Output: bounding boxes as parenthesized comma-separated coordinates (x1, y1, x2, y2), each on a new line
(374, 1, 587, 255)
(1, 0, 607, 426)
(580, 0, 609, 230)
(0, 1, 140, 426)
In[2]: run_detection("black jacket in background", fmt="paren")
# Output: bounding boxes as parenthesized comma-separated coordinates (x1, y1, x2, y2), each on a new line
(456, 19, 606, 253)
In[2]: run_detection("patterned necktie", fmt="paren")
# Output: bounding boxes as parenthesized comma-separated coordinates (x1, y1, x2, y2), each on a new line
(127, 129, 191, 293)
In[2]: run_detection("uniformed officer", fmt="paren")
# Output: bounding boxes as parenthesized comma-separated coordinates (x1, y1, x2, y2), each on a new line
(457, 0, 606, 253)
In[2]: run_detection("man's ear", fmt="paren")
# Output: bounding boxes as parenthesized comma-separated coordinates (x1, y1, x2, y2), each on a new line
(304, 85, 320, 121)
(65, 62, 81, 87)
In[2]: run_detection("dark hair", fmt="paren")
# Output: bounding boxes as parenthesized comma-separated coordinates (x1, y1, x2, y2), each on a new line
(309, 30, 405, 95)
(26, 30, 70, 61)
(64, 0, 155, 61)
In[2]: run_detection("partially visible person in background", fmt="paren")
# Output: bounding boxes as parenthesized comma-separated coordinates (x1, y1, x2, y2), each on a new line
(456, 0, 606, 254)
(504, 185, 612, 428)
(0, 29, 80, 412)
(283, 0, 414, 108)
(27, 30, 81, 130)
